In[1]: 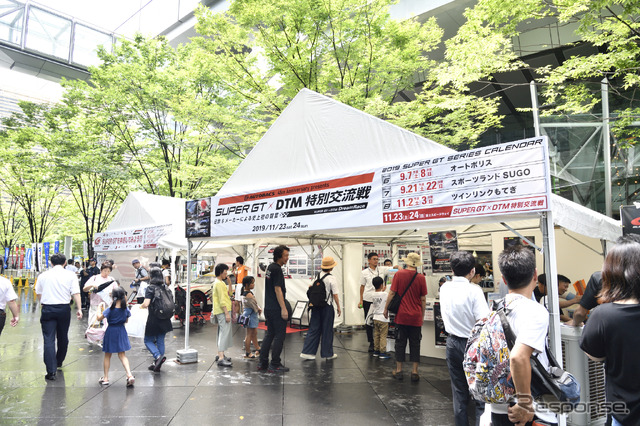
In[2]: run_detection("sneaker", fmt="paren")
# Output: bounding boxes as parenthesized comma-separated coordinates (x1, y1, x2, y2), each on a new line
(215, 355, 232, 363)
(148, 363, 156, 371)
(300, 353, 316, 360)
(153, 356, 167, 372)
(218, 358, 233, 367)
(257, 364, 269, 371)
(372, 351, 380, 357)
(378, 352, 391, 359)
(325, 354, 338, 360)
(368, 343, 375, 353)
(44, 373, 56, 381)
(268, 364, 290, 373)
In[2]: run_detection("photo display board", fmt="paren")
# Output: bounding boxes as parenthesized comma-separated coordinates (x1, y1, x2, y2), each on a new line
(190, 137, 551, 238)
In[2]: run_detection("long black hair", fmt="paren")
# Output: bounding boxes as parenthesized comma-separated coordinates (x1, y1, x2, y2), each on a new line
(110, 287, 127, 310)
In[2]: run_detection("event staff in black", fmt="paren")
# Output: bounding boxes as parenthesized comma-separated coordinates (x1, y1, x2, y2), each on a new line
(258, 245, 290, 373)
(571, 271, 602, 326)
(36, 253, 83, 380)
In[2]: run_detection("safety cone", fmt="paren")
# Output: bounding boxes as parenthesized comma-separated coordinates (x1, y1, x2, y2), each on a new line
(25, 278, 29, 288)
(10, 276, 14, 286)
(17, 277, 23, 287)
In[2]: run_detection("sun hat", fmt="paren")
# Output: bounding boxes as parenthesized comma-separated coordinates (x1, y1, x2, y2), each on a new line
(321, 256, 337, 269)
(402, 252, 421, 268)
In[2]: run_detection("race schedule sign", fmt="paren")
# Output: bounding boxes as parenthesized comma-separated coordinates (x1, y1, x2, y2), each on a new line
(198, 137, 551, 238)
(381, 137, 549, 223)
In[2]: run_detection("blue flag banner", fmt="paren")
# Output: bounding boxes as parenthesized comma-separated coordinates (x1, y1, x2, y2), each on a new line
(54, 240, 60, 254)
(44, 242, 50, 269)
(3, 247, 8, 268)
(25, 248, 32, 270)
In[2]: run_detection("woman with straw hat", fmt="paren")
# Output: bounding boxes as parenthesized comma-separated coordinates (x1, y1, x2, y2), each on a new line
(300, 256, 342, 361)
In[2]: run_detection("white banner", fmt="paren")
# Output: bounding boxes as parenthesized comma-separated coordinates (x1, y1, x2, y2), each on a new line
(93, 224, 172, 252)
(203, 137, 551, 238)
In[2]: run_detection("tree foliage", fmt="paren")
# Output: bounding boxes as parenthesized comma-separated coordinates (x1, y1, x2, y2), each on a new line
(444, 0, 640, 140)
(193, 0, 501, 146)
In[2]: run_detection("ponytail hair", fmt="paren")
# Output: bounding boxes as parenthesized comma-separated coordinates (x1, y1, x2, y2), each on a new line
(242, 276, 255, 291)
(110, 286, 127, 310)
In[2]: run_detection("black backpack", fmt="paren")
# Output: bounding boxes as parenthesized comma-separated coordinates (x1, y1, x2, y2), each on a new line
(307, 273, 331, 308)
(151, 284, 176, 320)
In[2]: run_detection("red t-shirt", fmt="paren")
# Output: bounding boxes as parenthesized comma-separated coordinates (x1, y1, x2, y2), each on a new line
(390, 269, 427, 327)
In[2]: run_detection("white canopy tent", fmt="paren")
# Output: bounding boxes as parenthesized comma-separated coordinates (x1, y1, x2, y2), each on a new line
(183, 89, 621, 367)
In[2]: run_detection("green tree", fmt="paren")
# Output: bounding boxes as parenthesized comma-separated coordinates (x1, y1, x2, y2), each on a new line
(0, 103, 63, 270)
(63, 35, 241, 198)
(441, 0, 640, 140)
(192, 0, 501, 147)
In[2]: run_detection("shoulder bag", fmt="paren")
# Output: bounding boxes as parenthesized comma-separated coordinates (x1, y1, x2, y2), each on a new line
(387, 272, 418, 314)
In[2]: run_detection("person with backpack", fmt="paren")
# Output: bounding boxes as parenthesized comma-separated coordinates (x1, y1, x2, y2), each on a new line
(491, 245, 557, 426)
(440, 251, 489, 426)
(140, 264, 174, 373)
(383, 252, 427, 382)
(212, 263, 234, 367)
(300, 256, 342, 361)
(132, 259, 150, 304)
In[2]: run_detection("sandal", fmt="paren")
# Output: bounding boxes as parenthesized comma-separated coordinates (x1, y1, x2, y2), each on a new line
(243, 352, 257, 359)
(126, 376, 135, 387)
(253, 350, 260, 357)
(391, 371, 403, 381)
(98, 377, 110, 386)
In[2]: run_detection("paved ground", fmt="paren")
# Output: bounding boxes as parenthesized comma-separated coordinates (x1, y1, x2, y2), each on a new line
(0, 286, 462, 425)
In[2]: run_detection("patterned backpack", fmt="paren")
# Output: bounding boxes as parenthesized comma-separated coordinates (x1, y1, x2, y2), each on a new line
(463, 299, 516, 404)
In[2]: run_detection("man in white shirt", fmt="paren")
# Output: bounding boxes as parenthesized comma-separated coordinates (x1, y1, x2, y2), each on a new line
(440, 251, 489, 426)
(359, 252, 392, 352)
(0, 276, 19, 336)
(65, 260, 78, 274)
(132, 259, 149, 304)
(493, 245, 557, 426)
(36, 254, 83, 380)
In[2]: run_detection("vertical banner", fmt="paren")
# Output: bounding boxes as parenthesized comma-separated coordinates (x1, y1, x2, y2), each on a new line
(82, 240, 88, 260)
(25, 248, 32, 270)
(44, 242, 50, 269)
(14, 245, 19, 269)
(3, 247, 8, 269)
(38, 243, 44, 269)
(54, 240, 60, 254)
(20, 244, 25, 269)
(32, 243, 36, 270)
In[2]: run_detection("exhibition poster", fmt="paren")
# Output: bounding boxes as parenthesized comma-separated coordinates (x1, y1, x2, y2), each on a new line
(428, 231, 458, 273)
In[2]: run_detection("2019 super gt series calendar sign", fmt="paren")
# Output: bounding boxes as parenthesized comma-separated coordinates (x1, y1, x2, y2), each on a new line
(198, 137, 551, 238)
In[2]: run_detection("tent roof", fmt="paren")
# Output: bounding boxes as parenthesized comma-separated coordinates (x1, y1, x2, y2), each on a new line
(107, 192, 185, 232)
(102, 191, 187, 252)
(202, 89, 621, 247)
(217, 88, 455, 196)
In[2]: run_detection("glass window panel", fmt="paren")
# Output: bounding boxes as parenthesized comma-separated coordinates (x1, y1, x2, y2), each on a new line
(72, 24, 112, 67)
(0, 1, 24, 45)
(25, 7, 71, 60)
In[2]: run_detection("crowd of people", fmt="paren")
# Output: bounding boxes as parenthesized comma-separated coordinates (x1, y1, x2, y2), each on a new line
(1, 236, 639, 426)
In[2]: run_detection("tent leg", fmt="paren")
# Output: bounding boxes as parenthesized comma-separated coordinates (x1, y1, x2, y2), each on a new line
(541, 212, 562, 361)
(177, 240, 198, 364)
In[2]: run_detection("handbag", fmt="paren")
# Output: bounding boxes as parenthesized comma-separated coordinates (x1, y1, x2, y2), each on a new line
(497, 306, 580, 413)
(237, 312, 250, 327)
(125, 305, 148, 339)
(387, 272, 418, 314)
(85, 310, 108, 345)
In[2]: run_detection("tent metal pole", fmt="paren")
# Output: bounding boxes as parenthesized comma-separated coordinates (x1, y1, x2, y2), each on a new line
(602, 78, 613, 217)
(185, 240, 192, 350)
(541, 212, 562, 366)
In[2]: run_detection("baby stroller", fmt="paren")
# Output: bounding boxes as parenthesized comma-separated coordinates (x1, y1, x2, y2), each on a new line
(175, 286, 206, 326)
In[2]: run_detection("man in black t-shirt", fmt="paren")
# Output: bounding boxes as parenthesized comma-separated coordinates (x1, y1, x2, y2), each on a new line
(258, 245, 290, 373)
(571, 271, 602, 326)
